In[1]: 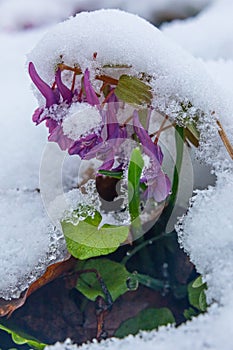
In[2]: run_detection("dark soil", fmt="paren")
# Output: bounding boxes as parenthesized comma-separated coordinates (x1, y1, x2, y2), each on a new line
(0, 242, 195, 349)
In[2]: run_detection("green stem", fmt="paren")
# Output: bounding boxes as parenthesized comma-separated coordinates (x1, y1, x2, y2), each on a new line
(169, 125, 185, 208)
(136, 273, 165, 291)
(121, 232, 174, 265)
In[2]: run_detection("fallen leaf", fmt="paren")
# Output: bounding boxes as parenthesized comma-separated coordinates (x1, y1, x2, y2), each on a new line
(0, 256, 76, 318)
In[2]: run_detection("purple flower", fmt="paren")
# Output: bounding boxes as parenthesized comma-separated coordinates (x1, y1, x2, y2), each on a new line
(68, 133, 103, 158)
(55, 68, 73, 103)
(48, 123, 73, 151)
(133, 111, 163, 165)
(28, 62, 59, 108)
(29, 62, 106, 156)
(83, 69, 100, 106)
(133, 111, 171, 202)
(29, 62, 170, 203)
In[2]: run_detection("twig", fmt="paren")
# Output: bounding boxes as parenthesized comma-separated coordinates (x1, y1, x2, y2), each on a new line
(217, 120, 233, 160)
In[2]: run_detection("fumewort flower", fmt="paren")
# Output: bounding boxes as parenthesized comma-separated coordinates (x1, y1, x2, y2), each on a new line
(133, 111, 171, 202)
(29, 61, 171, 203)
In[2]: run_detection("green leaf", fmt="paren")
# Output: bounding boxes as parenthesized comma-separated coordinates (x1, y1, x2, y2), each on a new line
(115, 307, 175, 338)
(128, 148, 144, 221)
(76, 259, 134, 302)
(98, 169, 123, 179)
(0, 324, 46, 350)
(199, 290, 208, 312)
(192, 275, 204, 288)
(62, 211, 129, 260)
(187, 276, 207, 312)
(169, 125, 184, 209)
(183, 307, 198, 320)
(115, 75, 152, 106)
(185, 122, 200, 147)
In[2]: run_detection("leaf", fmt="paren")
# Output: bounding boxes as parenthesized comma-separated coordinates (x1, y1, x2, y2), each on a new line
(199, 290, 208, 312)
(185, 122, 200, 147)
(76, 259, 135, 302)
(62, 211, 129, 260)
(115, 307, 175, 338)
(98, 169, 123, 179)
(187, 276, 207, 312)
(192, 275, 204, 288)
(115, 75, 152, 106)
(169, 125, 184, 209)
(0, 256, 75, 318)
(183, 307, 198, 320)
(0, 324, 47, 349)
(128, 147, 144, 222)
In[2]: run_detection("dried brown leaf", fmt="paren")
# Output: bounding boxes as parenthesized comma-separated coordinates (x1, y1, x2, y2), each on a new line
(0, 256, 76, 318)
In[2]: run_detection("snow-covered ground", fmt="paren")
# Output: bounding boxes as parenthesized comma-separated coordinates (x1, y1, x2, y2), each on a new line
(0, 0, 233, 349)
(0, 0, 214, 31)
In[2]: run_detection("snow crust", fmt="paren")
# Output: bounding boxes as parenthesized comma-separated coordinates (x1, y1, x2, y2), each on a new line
(0, 30, 68, 299)
(28, 9, 225, 120)
(0, 190, 66, 300)
(178, 171, 233, 305)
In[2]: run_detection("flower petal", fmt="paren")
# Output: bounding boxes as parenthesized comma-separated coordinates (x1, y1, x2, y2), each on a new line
(55, 68, 73, 103)
(83, 69, 100, 106)
(68, 133, 102, 158)
(48, 124, 73, 150)
(28, 62, 59, 108)
(133, 111, 163, 164)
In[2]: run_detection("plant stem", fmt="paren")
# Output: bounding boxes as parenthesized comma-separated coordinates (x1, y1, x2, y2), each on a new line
(217, 120, 233, 160)
(136, 273, 164, 291)
(121, 232, 174, 265)
(169, 125, 185, 208)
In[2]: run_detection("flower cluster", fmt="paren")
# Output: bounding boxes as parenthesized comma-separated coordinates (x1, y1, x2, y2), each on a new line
(29, 61, 171, 203)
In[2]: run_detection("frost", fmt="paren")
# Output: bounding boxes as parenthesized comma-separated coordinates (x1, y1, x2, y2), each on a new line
(62, 103, 102, 140)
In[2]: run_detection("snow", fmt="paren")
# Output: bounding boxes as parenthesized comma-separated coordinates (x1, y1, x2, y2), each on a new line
(0, 1, 233, 349)
(28, 9, 233, 169)
(177, 171, 233, 305)
(28, 9, 224, 119)
(0, 0, 214, 31)
(62, 103, 102, 140)
(0, 29, 68, 299)
(0, 189, 66, 300)
(162, 0, 233, 60)
(0, 0, 73, 31)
